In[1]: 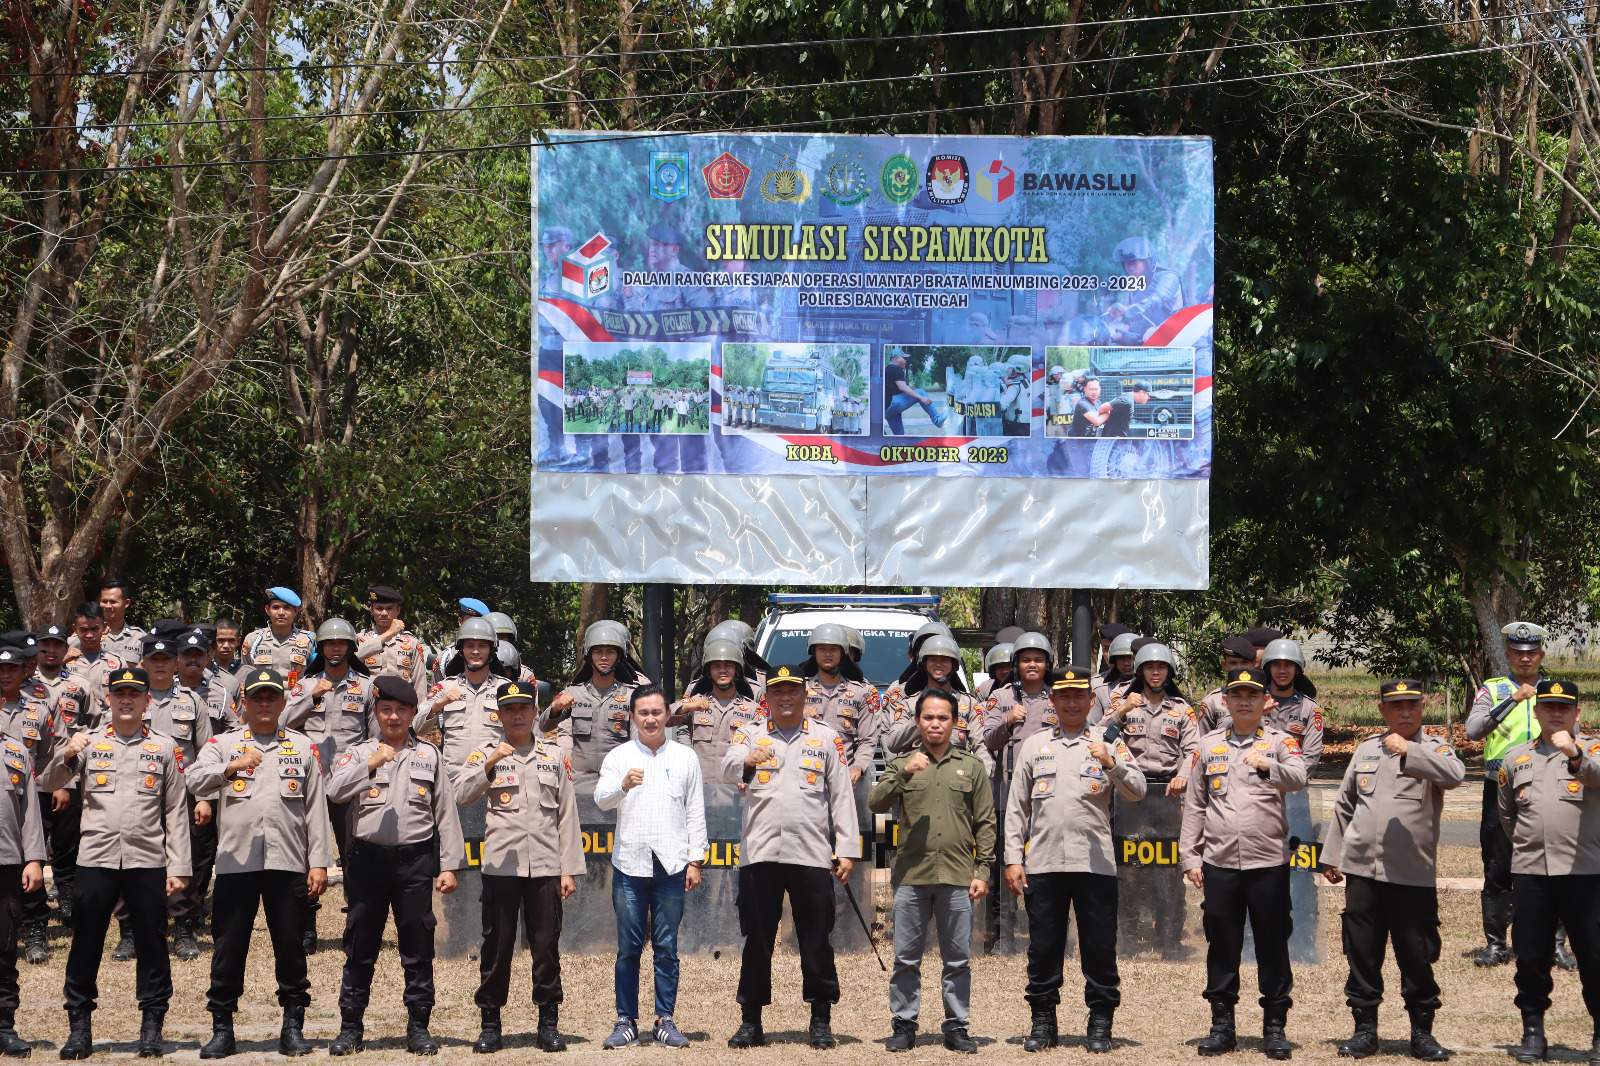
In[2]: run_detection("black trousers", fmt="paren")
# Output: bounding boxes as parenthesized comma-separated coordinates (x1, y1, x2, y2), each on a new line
(1512, 873, 1600, 1018)
(338, 846, 437, 1011)
(1023, 871, 1120, 1012)
(65, 866, 171, 1012)
(307, 798, 351, 925)
(475, 875, 564, 1008)
(171, 799, 216, 922)
(207, 871, 310, 1013)
(736, 862, 838, 1008)
(1481, 776, 1513, 897)
(0, 865, 23, 1010)
(1340, 875, 1441, 1011)
(24, 792, 73, 925)
(1201, 863, 1294, 1011)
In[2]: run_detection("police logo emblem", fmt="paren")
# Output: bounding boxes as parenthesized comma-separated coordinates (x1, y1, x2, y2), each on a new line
(760, 160, 811, 205)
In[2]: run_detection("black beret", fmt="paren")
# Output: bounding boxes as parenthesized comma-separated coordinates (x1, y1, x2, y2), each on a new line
(1129, 636, 1157, 653)
(0, 632, 36, 656)
(1098, 623, 1132, 641)
(1222, 636, 1258, 660)
(374, 675, 419, 706)
(368, 585, 403, 605)
(150, 618, 189, 636)
(1244, 627, 1284, 648)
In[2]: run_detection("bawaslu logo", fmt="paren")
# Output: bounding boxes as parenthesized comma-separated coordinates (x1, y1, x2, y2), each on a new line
(1022, 170, 1139, 194)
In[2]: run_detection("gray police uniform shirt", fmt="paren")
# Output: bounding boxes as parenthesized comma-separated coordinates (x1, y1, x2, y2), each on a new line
(191, 672, 241, 736)
(1322, 732, 1465, 886)
(670, 691, 764, 784)
(242, 627, 315, 681)
(421, 672, 511, 776)
(721, 716, 862, 868)
(187, 726, 334, 875)
(1179, 725, 1310, 872)
(145, 684, 213, 766)
(456, 738, 585, 879)
(327, 737, 468, 870)
(882, 687, 994, 775)
(67, 650, 123, 724)
(1004, 725, 1146, 875)
(281, 671, 376, 753)
(983, 685, 1057, 776)
(1498, 733, 1600, 876)
(1, 694, 56, 770)
(549, 679, 640, 776)
(804, 676, 880, 777)
(356, 628, 429, 705)
(0, 736, 46, 866)
(43, 723, 192, 875)
(1195, 687, 1229, 735)
(102, 625, 148, 666)
(1108, 691, 1199, 777)
(1268, 690, 1324, 768)
(1089, 677, 1135, 721)
(35, 670, 91, 736)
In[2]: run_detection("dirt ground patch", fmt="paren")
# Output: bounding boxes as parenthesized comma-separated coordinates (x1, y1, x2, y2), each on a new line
(9, 878, 1592, 1063)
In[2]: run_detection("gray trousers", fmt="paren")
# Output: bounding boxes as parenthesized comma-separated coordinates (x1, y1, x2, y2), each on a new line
(891, 884, 973, 1026)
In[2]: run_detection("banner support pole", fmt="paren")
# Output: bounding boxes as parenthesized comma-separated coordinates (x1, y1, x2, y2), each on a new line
(642, 584, 665, 688)
(1071, 589, 1094, 669)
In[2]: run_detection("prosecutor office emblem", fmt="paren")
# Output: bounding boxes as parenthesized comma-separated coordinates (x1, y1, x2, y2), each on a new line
(650, 151, 690, 203)
(760, 159, 811, 205)
(820, 151, 870, 206)
(880, 153, 919, 205)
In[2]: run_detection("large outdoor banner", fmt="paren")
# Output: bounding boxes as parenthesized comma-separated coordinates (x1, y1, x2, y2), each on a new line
(535, 133, 1213, 480)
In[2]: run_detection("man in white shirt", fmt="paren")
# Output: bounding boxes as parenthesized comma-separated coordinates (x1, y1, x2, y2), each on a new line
(595, 684, 708, 1051)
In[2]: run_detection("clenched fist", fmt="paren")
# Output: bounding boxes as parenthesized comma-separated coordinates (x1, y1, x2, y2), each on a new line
(1243, 750, 1271, 772)
(622, 767, 646, 791)
(229, 747, 263, 775)
(903, 752, 931, 775)
(64, 733, 91, 759)
(1088, 740, 1113, 768)
(313, 679, 335, 699)
(486, 742, 516, 769)
(744, 747, 775, 771)
(1382, 733, 1409, 756)
(368, 743, 397, 773)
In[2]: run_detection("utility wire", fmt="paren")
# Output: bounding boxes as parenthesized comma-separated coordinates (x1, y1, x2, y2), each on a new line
(0, 32, 1574, 177)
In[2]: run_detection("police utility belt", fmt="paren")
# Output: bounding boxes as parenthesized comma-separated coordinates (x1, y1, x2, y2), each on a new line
(350, 839, 433, 862)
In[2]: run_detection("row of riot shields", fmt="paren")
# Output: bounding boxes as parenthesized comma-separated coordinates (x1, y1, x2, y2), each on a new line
(433, 772, 1322, 963)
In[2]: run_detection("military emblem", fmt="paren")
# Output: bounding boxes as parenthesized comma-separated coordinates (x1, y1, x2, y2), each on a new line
(880, 154, 918, 205)
(752, 160, 810, 206)
(702, 152, 751, 199)
(1210, 745, 1229, 754)
(1515, 753, 1532, 763)
(925, 154, 969, 205)
(819, 151, 870, 206)
(7, 775, 16, 786)
(1211, 776, 1224, 790)
(649, 151, 689, 202)
(757, 770, 772, 785)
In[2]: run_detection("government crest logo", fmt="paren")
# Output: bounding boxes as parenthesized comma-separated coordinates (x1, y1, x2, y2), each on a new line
(760, 159, 811, 204)
(650, 151, 689, 202)
(702, 152, 751, 199)
(925, 154, 969, 205)
(880, 154, 918, 205)
(820, 151, 870, 206)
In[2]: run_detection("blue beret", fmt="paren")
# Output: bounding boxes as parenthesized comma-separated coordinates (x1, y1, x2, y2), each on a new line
(265, 587, 302, 608)
(459, 598, 490, 617)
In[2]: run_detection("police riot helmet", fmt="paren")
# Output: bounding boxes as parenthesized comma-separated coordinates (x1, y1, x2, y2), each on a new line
(907, 619, 953, 657)
(919, 634, 962, 665)
(1133, 642, 1177, 671)
(582, 619, 632, 657)
(841, 626, 865, 661)
(1050, 365, 1066, 381)
(984, 643, 1014, 671)
(1261, 639, 1305, 669)
(1005, 353, 1032, 377)
(487, 612, 518, 642)
(315, 618, 358, 645)
(457, 617, 497, 646)
(807, 622, 851, 653)
(1010, 631, 1055, 668)
(702, 637, 743, 665)
(1114, 236, 1155, 263)
(708, 619, 754, 650)
(1107, 632, 1140, 659)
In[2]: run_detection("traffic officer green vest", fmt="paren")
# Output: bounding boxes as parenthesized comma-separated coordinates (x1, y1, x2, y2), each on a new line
(1481, 676, 1539, 765)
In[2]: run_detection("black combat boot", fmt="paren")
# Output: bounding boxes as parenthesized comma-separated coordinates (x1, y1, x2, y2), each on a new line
(57, 1010, 91, 1061)
(1338, 1007, 1380, 1058)
(136, 1008, 164, 1058)
(1263, 1007, 1291, 1061)
(1024, 1008, 1058, 1052)
(1514, 1013, 1547, 1064)
(728, 1006, 764, 1049)
(278, 1005, 313, 1057)
(1408, 1009, 1450, 1061)
(171, 919, 200, 962)
(1196, 1002, 1236, 1057)
(473, 1007, 502, 1054)
(407, 1006, 439, 1056)
(111, 921, 135, 962)
(808, 1004, 836, 1050)
(1085, 1010, 1115, 1054)
(886, 1018, 917, 1052)
(0, 1008, 29, 1057)
(21, 924, 46, 966)
(328, 1009, 364, 1057)
(199, 1012, 235, 1059)
(942, 1021, 977, 1054)
(1588, 1029, 1600, 1066)
(535, 1006, 566, 1053)
(1474, 894, 1513, 967)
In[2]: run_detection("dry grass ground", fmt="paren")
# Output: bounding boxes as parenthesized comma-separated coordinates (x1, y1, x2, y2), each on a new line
(9, 866, 1593, 1064)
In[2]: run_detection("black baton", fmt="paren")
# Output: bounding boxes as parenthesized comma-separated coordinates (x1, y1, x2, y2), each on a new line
(838, 864, 886, 972)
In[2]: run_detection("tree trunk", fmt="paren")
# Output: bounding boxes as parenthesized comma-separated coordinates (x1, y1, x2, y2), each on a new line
(981, 588, 1017, 630)
(577, 582, 609, 662)
(1466, 570, 1521, 680)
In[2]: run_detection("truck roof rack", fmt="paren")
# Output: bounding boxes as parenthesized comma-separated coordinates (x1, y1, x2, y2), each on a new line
(765, 593, 942, 608)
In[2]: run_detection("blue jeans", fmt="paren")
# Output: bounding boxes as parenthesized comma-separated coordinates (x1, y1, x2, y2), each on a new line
(613, 857, 686, 1022)
(884, 392, 934, 435)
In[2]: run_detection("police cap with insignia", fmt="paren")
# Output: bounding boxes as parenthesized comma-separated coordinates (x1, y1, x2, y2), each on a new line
(33, 623, 70, 645)
(1050, 666, 1093, 690)
(0, 632, 37, 658)
(242, 669, 285, 696)
(0, 645, 23, 666)
(1535, 679, 1580, 706)
(1380, 679, 1426, 702)
(1222, 635, 1258, 660)
(765, 665, 806, 688)
(179, 630, 209, 651)
(150, 617, 189, 636)
(265, 587, 302, 608)
(496, 681, 536, 706)
(141, 634, 177, 658)
(1502, 621, 1549, 651)
(368, 585, 404, 605)
(1225, 667, 1268, 692)
(647, 224, 687, 246)
(373, 674, 418, 707)
(107, 667, 150, 692)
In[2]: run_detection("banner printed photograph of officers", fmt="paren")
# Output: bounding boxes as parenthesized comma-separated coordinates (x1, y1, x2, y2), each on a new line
(1043, 345, 1196, 441)
(534, 132, 1213, 479)
(883, 345, 1035, 437)
(562, 342, 712, 434)
(719, 342, 870, 436)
